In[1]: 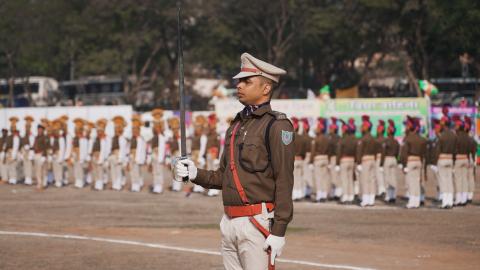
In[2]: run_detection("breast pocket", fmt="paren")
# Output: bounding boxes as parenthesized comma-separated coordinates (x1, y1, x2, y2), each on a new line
(239, 136, 269, 173)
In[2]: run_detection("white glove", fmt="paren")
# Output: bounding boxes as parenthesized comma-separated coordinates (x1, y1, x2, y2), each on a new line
(335, 165, 340, 172)
(430, 165, 438, 173)
(356, 165, 363, 172)
(403, 167, 409, 173)
(398, 164, 403, 169)
(308, 163, 314, 170)
(174, 158, 197, 181)
(379, 167, 384, 172)
(263, 234, 285, 266)
(213, 159, 220, 167)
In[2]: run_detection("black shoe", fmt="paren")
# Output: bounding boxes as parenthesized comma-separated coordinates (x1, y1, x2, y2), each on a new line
(420, 201, 425, 206)
(388, 199, 396, 204)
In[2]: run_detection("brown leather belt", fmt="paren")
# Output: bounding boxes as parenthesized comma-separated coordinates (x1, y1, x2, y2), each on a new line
(439, 153, 453, 160)
(456, 154, 468, 160)
(314, 155, 328, 160)
(362, 155, 375, 162)
(408, 155, 421, 161)
(224, 203, 275, 218)
(341, 156, 354, 161)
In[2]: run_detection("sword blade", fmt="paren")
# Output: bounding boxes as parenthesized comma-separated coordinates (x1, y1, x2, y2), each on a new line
(177, 0, 187, 158)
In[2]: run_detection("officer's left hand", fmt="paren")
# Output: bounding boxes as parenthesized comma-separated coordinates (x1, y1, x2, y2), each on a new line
(379, 167, 384, 172)
(263, 234, 285, 265)
(308, 163, 314, 170)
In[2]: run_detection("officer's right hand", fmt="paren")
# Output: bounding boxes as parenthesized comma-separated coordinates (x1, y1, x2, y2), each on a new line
(429, 165, 438, 173)
(356, 165, 363, 172)
(175, 159, 197, 181)
(334, 165, 340, 172)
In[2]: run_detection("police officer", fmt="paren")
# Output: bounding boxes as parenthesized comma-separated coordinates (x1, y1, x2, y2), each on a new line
(71, 118, 88, 188)
(190, 115, 208, 193)
(33, 124, 49, 190)
(206, 113, 221, 197)
(328, 117, 341, 199)
(109, 116, 128, 191)
(357, 115, 377, 207)
(337, 119, 357, 204)
(433, 108, 457, 209)
(50, 119, 66, 187)
(453, 115, 470, 206)
(464, 116, 477, 203)
(0, 128, 7, 183)
(21, 116, 35, 185)
(400, 117, 427, 209)
(381, 120, 399, 203)
(301, 118, 314, 199)
(175, 53, 293, 269)
(375, 120, 387, 197)
(5, 117, 21, 184)
(291, 117, 307, 200)
(129, 115, 147, 192)
(149, 109, 168, 194)
(311, 117, 330, 202)
(167, 117, 183, 192)
(92, 118, 110, 190)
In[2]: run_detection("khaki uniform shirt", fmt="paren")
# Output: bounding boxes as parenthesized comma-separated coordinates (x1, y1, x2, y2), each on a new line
(356, 133, 377, 163)
(336, 134, 357, 165)
(193, 105, 294, 236)
(399, 133, 427, 166)
(381, 136, 399, 166)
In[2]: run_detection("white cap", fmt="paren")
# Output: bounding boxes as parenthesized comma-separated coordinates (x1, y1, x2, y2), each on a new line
(232, 53, 286, 83)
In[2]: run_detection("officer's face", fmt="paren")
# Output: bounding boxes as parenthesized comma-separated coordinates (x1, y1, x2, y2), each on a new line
(236, 76, 271, 105)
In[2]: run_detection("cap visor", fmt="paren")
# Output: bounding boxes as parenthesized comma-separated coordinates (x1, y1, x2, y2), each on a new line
(232, 71, 258, 80)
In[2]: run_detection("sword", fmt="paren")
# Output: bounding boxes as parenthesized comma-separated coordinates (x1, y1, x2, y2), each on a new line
(177, 0, 188, 183)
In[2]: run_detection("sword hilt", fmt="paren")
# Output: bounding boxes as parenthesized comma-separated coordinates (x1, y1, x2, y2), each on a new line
(179, 156, 189, 183)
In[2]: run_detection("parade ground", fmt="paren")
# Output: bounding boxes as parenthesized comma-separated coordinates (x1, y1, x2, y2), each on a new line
(0, 171, 479, 270)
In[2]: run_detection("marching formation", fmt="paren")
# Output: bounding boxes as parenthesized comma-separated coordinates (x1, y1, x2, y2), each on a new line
(0, 109, 223, 196)
(293, 107, 477, 209)
(0, 107, 477, 209)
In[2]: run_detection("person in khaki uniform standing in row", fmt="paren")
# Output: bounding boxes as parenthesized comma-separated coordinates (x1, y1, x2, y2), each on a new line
(92, 119, 110, 190)
(464, 116, 477, 203)
(129, 115, 147, 192)
(291, 117, 306, 200)
(327, 117, 341, 199)
(336, 119, 357, 204)
(301, 118, 314, 199)
(5, 117, 21, 184)
(190, 115, 208, 193)
(453, 116, 471, 206)
(50, 119, 66, 187)
(110, 116, 128, 191)
(0, 129, 8, 183)
(175, 53, 294, 270)
(33, 124, 49, 190)
(71, 118, 88, 188)
(356, 116, 377, 207)
(375, 120, 387, 197)
(400, 116, 427, 209)
(206, 114, 221, 197)
(22, 116, 36, 185)
(311, 117, 330, 202)
(432, 109, 457, 209)
(150, 109, 168, 194)
(381, 120, 399, 203)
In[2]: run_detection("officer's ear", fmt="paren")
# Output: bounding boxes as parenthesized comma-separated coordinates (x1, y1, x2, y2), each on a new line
(260, 77, 274, 97)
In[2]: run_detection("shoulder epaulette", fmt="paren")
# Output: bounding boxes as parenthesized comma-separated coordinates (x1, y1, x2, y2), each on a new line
(268, 111, 288, 120)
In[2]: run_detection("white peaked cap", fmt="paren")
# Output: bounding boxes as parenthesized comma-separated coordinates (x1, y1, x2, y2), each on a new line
(232, 53, 286, 83)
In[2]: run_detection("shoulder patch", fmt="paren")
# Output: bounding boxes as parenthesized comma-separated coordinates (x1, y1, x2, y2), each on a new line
(281, 130, 293, 145)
